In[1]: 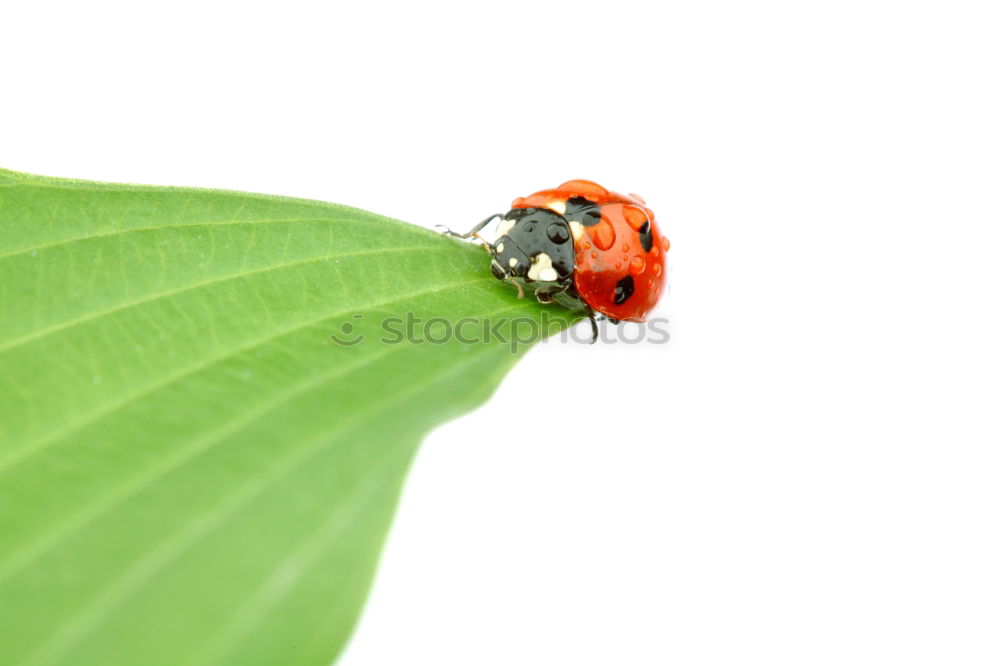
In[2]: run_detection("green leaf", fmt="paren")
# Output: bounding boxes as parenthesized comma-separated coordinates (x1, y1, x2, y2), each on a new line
(0, 168, 577, 665)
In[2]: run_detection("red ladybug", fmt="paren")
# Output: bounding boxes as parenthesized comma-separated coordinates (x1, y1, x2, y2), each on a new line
(444, 180, 669, 340)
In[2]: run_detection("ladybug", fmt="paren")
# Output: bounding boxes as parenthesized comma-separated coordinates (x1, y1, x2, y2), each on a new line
(443, 179, 669, 341)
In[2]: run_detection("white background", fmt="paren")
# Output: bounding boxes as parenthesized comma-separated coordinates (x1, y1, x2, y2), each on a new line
(4, 1, 999, 664)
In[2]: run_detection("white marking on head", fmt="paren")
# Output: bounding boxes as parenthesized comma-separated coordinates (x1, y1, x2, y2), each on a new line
(495, 242, 504, 254)
(568, 220, 586, 240)
(508, 257, 518, 268)
(527, 252, 559, 282)
(547, 199, 567, 215)
(496, 217, 516, 238)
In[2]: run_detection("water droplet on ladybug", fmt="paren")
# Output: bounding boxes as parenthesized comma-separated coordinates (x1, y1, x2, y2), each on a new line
(623, 205, 648, 230)
(630, 256, 646, 275)
(653, 262, 662, 276)
(587, 219, 616, 250)
(622, 243, 630, 252)
(558, 179, 608, 198)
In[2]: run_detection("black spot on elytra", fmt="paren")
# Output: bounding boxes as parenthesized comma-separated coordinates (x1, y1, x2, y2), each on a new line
(638, 220, 653, 252)
(563, 196, 602, 227)
(546, 222, 570, 244)
(614, 275, 635, 305)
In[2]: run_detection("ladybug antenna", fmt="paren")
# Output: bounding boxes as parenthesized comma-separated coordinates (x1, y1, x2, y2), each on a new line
(505, 276, 525, 299)
(436, 213, 504, 244)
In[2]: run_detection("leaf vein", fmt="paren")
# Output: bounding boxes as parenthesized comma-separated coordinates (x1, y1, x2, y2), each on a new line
(0, 274, 496, 475)
(18, 343, 514, 666)
(0, 214, 422, 262)
(0, 244, 444, 354)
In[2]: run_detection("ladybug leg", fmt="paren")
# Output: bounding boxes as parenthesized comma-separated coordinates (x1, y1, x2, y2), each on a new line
(436, 214, 502, 242)
(585, 306, 600, 344)
(534, 279, 571, 305)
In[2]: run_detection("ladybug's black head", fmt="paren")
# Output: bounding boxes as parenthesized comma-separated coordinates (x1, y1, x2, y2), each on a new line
(490, 234, 531, 280)
(489, 207, 574, 284)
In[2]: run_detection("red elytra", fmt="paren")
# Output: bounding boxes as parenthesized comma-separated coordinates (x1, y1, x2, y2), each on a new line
(510, 180, 669, 322)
